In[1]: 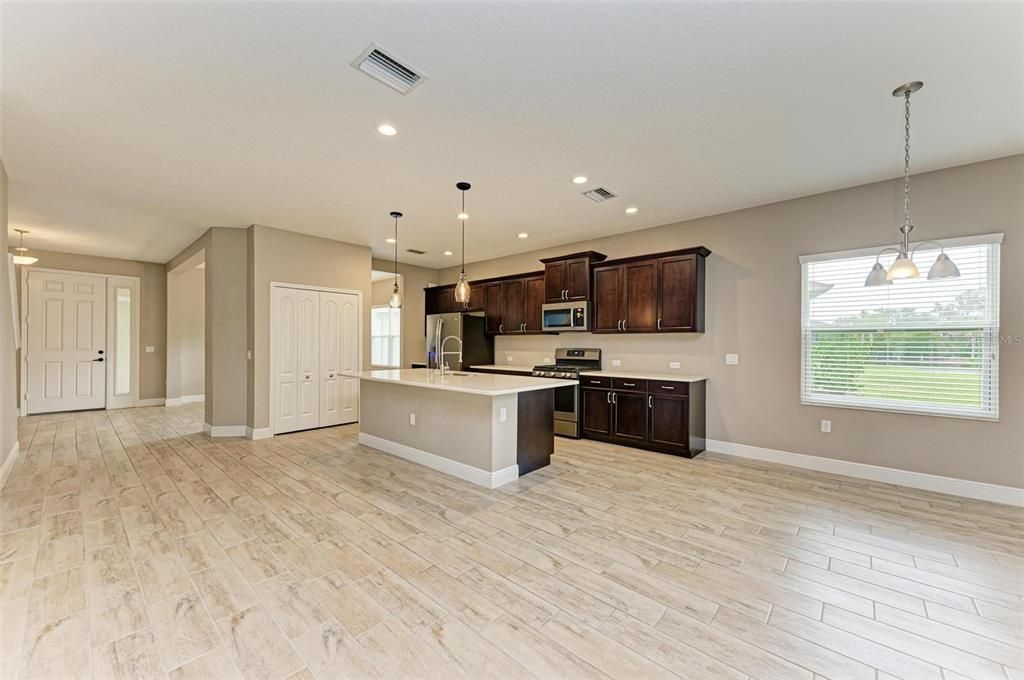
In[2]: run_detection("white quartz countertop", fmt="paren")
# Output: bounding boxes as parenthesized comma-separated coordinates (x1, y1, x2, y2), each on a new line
(358, 368, 575, 396)
(579, 370, 708, 383)
(469, 364, 536, 374)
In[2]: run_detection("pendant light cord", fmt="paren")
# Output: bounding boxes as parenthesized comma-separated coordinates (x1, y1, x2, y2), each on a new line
(394, 214, 399, 284)
(460, 190, 466, 274)
(903, 90, 912, 231)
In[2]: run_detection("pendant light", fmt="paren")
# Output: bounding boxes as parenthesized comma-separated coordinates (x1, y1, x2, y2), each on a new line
(453, 182, 472, 304)
(388, 212, 402, 309)
(865, 82, 959, 286)
(11, 229, 39, 265)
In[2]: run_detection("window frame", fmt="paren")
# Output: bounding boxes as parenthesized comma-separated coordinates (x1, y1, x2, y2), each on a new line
(370, 304, 402, 369)
(799, 232, 1002, 421)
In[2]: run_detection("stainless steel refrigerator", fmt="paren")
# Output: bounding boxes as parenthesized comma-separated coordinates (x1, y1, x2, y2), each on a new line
(425, 312, 494, 371)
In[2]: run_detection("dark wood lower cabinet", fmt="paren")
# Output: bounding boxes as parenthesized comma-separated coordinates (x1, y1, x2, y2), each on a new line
(581, 388, 612, 436)
(581, 379, 706, 457)
(612, 391, 647, 442)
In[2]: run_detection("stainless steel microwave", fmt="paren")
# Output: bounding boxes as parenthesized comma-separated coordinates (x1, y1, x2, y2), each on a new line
(541, 301, 590, 332)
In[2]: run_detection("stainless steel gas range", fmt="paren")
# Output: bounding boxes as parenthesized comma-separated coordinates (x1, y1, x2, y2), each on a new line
(532, 348, 601, 438)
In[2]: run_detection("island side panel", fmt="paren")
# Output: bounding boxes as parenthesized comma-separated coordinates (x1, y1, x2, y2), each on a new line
(359, 380, 512, 473)
(516, 388, 554, 475)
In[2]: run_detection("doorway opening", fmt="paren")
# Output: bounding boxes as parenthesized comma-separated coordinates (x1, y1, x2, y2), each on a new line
(166, 251, 205, 406)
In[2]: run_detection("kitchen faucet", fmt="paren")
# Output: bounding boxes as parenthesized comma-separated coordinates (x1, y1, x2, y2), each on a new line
(439, 335, 462, 377)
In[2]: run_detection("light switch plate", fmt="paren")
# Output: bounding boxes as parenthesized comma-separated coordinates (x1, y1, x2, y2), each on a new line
(145, 346, 155, 353)
(821, 419, 831, 433)
(669, 361, 681, 369)
(611, 359, 622, 367)
(499, 407, 508, 422)
(409, 412, 416, 426)
(246, 349, 252, 360)
(725, 353, 739, 365)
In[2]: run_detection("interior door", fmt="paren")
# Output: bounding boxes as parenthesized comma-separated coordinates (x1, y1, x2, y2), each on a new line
(25, 270, 107, 413)
(335, 292, 360, 425)
(273, 286, 320, 434)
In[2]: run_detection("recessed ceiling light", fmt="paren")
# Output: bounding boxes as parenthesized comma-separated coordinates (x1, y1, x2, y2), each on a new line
(385, 237, 397, 243)
(443, 250, 453, 256)
(518, 232, 529, 239)
(624, 207, 638, 214)
(572, 176, 588, 184)
(377, 123, 398, 136)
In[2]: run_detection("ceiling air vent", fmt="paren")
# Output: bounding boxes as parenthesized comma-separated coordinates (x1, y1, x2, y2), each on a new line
(406, 248, 427, 255)
(351, 44, 426, 95)
(582, 187, 618, 203)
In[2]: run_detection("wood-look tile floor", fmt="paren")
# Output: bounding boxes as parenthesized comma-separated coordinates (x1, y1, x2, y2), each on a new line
(1, 404, 1021, 680)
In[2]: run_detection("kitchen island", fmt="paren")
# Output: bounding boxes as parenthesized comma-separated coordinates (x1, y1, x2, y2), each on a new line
(357, 369, 575, 488)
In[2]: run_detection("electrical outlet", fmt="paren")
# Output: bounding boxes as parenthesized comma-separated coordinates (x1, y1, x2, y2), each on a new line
(499, 407, 508, 422)
(725, 353, 739, 365)
(246, 349, 252, 360)
(409, 412, 416, 426)
(820, 419, 831, 433)
(505, 356, 514, 363)
(612, 359, 622, 367)
(669, 361, 680, 369)
(145, 346, 155, 353)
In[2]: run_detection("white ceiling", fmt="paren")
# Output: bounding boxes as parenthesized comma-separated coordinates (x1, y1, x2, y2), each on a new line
(3, 2, 1022, 268)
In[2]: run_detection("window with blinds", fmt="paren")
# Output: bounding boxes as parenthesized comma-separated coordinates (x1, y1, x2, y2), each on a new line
(800, 234, 1001, 420)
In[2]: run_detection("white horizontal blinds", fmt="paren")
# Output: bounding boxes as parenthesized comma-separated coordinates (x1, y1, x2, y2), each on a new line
(801, 239, 1000, 419)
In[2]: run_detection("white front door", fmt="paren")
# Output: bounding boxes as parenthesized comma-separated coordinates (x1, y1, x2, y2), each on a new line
(320, 291, 360, 427)
(25, 270, 107, 414)
(272, 286, 320, 434)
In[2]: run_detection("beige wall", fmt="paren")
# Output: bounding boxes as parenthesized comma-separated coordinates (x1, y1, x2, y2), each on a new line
(372, 258, 438, 368)
(9, 247, 167, 403)
(440, 155, 1024, 488)
(0, 161, 17, 469)
(249, 225, 372, 430)
(167, 264, 205, 398)
(167, 227, 248, 427)
(371, 276, 398, 307)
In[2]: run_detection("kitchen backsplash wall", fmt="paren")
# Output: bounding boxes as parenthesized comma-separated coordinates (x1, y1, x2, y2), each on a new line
(493, 332, 714, 376)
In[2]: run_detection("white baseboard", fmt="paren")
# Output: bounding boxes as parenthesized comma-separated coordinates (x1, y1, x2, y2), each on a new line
(203, 423, 247, 438)
(246, 426, 273, 440)
(358, 432, 519, 489)
(166, 394, 204, 407)
(0, 441, 20, 491)
(706, 439, 1024, 507)
(135, 398, 166, 407)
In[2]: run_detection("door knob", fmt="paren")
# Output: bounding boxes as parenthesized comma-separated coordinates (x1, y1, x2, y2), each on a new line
(328, 373, 335, 378)
(97, 350, 104, 354)
(92, 357, 104, 362)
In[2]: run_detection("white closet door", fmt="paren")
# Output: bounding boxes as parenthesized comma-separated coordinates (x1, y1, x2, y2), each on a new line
(25, 270, 107, 414)
(320, 291, 360, 426)
(273, 286, 320, 434)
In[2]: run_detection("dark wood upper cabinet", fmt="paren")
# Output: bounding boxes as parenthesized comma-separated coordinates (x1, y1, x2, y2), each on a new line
(483, 283, 504, 334)
(523, 276, 546, 333)
(540, 251, 606, 302)
(657, 254, 703, 332)
(591, 247, 709, 333)
(501, 279, 525, 333)
(623, 261, 658, 332)
(592, 265, 624, 333)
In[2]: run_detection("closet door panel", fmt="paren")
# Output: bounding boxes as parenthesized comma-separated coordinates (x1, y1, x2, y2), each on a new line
(338, 292, 360, 424)
(295, 290, 321, 431)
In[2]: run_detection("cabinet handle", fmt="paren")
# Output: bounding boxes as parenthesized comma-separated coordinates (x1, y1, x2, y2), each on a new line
(617, 320, 622, 331)
(521, 323, 526, 332)
(590, 380, 601, 385)
(606, 391, 611, 403)
(611, 393, 617, 404)
(623, 320, 628, 331)
(499, 323, 503, 333)
(623, 382, 635, 387)
(649, 395, 653, 408)
(657, 318, 662, 330)
(661, 385, 674, 390)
